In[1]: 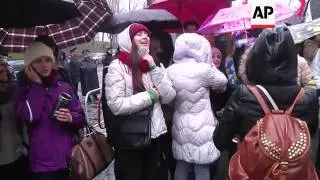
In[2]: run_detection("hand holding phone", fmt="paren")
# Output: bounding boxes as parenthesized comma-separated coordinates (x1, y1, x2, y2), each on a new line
(25, 65, 42, 84)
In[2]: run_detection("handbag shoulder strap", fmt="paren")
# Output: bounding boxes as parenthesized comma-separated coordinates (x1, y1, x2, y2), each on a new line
(256, 85, 279, 111)
(247, 85, 270, 114)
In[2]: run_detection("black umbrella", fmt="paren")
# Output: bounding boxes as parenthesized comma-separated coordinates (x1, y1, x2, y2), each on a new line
(98, 9, 181, 34)
(1, 0, 80, 28)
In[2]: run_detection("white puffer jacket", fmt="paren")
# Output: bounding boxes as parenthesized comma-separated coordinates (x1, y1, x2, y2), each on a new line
(167, 33, 228, 164)
(105, 25, 176, 139)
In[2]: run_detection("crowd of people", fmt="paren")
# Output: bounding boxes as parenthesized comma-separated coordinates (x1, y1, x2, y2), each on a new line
(102, 22, 320, 180)
(0, 20, 320, 180)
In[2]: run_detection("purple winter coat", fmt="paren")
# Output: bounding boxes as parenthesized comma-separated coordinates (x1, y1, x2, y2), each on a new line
(13, 73, 85, 173)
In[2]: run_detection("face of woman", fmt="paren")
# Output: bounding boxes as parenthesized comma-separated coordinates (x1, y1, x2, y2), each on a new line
(0, 65, 8, 82)
(212, 52, 222, 68)
(31, 56, 53, 77)
(133, 31, 150, 50)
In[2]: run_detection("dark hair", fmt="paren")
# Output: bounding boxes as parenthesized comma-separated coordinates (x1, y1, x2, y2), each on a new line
(131, 41, 145, 93)
(34, 35, 59, 58)
(150, 31, 174, 67)
(183, 21, 199, 30)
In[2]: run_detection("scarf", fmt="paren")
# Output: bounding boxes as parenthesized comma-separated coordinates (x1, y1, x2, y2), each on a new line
(117, 51, 150, 73)
(41, 70, 58, 87)
(118, 51, 150, 93)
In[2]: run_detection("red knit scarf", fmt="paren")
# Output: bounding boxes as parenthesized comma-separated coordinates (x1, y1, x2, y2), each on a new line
(117, 51, 150, 73)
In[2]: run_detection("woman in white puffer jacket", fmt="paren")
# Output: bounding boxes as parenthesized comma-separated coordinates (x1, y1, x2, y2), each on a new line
(167, 33, 228, 180)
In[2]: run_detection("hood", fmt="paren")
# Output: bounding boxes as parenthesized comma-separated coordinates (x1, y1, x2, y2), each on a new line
(173, 33, 212, 64)
(246, 27, 297, 86)
(117, 25, 132, 53)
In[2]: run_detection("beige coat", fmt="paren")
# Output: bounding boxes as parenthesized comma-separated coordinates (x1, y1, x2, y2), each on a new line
(297, 56, 312, 86)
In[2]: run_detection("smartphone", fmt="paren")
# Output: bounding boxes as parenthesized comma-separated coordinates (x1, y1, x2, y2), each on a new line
(30, 65, 43, 79)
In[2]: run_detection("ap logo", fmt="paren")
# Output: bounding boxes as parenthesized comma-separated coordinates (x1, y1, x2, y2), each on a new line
(251, 0, 275, 28)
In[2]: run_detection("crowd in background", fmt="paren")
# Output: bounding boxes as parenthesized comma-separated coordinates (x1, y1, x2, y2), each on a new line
(0, 19, 320, 180)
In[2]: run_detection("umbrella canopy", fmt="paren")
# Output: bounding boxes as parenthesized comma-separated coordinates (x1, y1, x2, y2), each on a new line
(98, 9, 181, 34)
(288, 17, 320, 44)
(0, 0, 112, 52)
(1, 0, 80, 28)
(198, 3, 297, 34)
(148, 0, 229, 26)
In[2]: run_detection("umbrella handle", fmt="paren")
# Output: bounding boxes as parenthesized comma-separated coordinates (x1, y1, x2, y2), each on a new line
(242, 19, 248, 41)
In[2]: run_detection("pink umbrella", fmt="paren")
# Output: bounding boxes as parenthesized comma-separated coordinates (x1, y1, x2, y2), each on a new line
(198, 3, 298, 34)
(148, 0, 229, 27)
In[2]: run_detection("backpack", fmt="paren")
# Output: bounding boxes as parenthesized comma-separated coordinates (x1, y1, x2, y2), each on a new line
(229, 85, 318, 180)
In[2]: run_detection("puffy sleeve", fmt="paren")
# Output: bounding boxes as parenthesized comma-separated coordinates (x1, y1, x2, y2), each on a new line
(105, 61, 153, 115)
(205, 65, 228, 91)
(149, 64, 176, 104)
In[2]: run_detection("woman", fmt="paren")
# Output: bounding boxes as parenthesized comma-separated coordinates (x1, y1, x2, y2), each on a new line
(13, 42, 85, 180)
(104, 23, 176, 180)
(213, 27, 319, 177)
(0, 60, 29, 179)
(167, 33, 228, 180)
(210, 47, 229, 115)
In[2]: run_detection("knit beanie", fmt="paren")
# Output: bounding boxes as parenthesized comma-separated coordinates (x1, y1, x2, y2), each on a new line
(129, 23, 150, 40)
(24, 42, 55, 67)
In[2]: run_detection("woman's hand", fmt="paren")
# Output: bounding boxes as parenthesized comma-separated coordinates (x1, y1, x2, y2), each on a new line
(143, 54, 156, 68)
(25, 66, 42, 84)
(54, 108, 73, 123)
(151, 87, 160, 98)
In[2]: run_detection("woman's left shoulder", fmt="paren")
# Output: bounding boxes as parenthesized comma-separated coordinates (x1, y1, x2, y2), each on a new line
(56, 81, 75, 94)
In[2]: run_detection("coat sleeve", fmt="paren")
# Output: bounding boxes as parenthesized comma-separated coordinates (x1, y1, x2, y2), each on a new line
(105, 62, 153, 115)
(298, 56, 312, 86)
(13, 83, 46, 123)
(67, 84, 86, 129)
(293, 87, 319, 137)
(205, 65, 228, 91)
(213, 87, 242, 151)
(149, 64, 176, 104)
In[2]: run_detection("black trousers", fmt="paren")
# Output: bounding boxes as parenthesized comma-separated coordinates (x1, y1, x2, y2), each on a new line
(114, 135, 167, 180)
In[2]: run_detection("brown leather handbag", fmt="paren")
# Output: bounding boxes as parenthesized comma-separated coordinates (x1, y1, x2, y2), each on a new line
(69, 126, 114, 180)
(229, 85, 318, 180)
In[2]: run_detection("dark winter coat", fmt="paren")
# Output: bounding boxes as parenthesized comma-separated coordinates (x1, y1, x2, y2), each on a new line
(80, 58, 99, 96)
(213, 27, 319, 151)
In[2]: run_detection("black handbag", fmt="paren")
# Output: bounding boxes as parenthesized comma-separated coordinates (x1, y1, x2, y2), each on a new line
(106, 106, 153, 150)
(102, 66, 153, 150)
